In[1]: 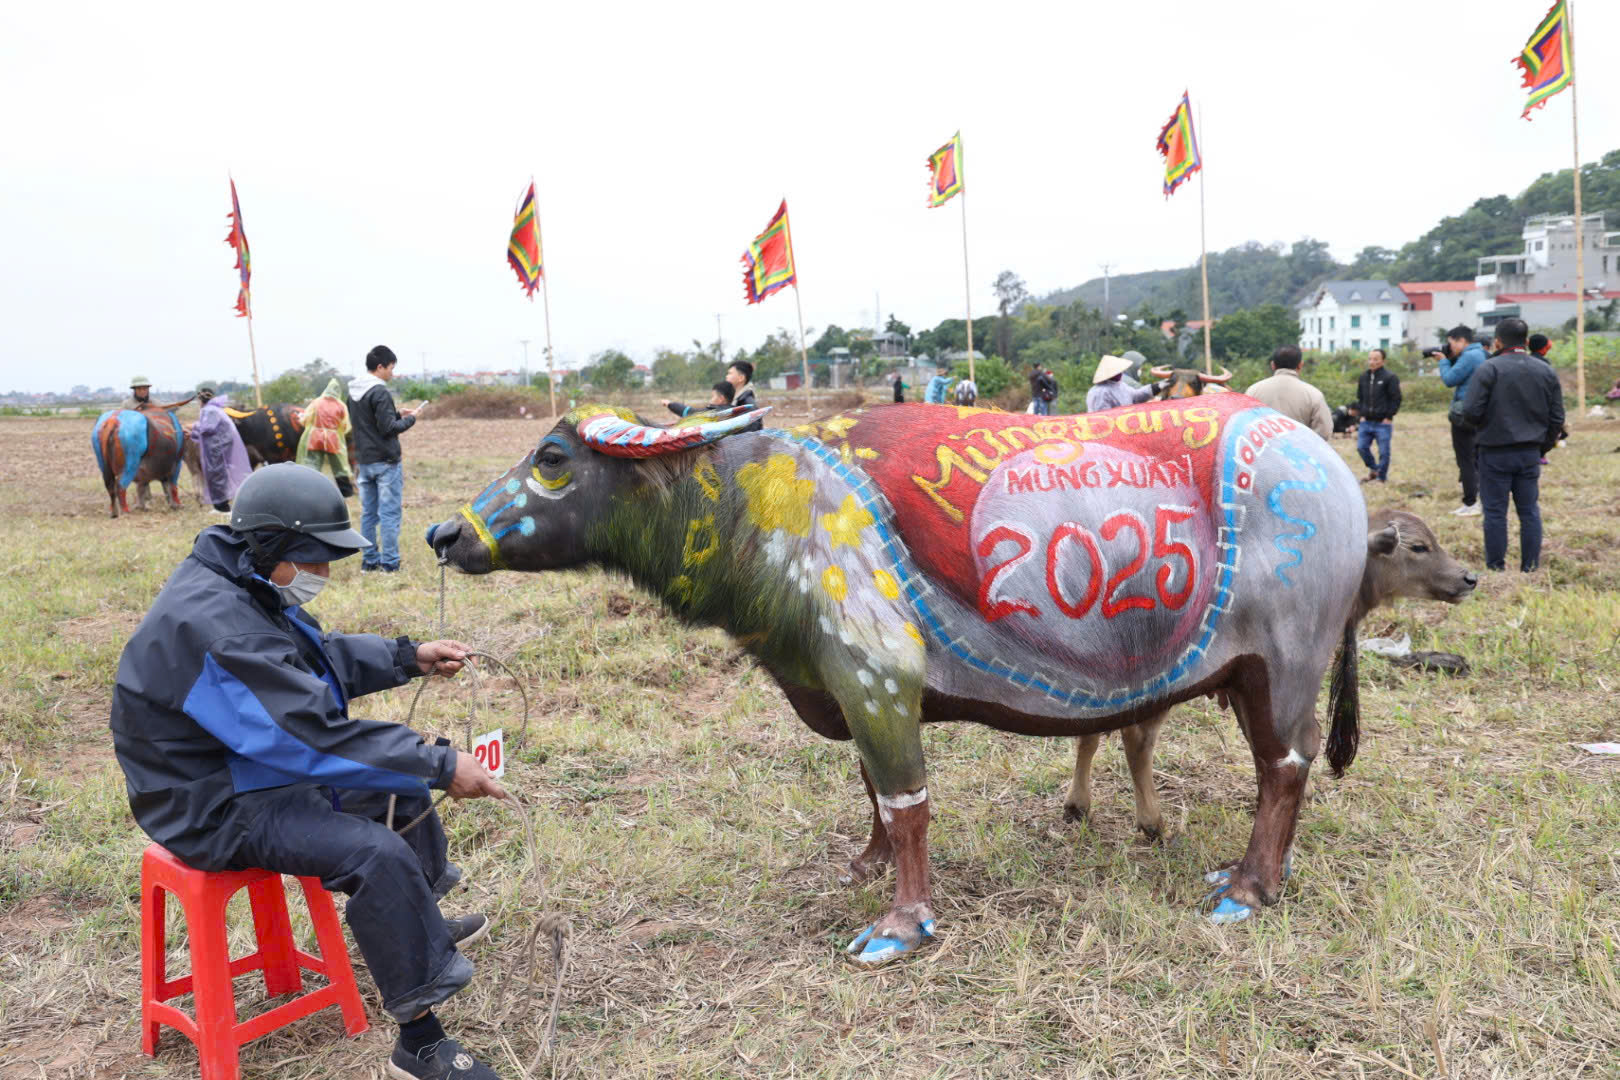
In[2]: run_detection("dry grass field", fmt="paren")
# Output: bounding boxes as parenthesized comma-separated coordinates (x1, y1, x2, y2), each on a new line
(1, 404, 1617, 1080)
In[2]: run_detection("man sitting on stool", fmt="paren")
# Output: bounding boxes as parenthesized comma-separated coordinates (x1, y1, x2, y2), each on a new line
(110, 463, 509, 1080)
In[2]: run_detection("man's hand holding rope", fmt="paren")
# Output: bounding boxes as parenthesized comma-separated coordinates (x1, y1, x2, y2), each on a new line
(416, 638, 474, 677)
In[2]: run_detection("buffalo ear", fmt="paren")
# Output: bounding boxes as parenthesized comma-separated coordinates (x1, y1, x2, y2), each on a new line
(1367, 525, 1398, 557)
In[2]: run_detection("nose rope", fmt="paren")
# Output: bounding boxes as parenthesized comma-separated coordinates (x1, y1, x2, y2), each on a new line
(379, 564, 567, 1071)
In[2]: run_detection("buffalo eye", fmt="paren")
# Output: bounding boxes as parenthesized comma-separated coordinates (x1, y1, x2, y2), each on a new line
(539, 449, 567, 469)
(1410, 543, 1430, 554)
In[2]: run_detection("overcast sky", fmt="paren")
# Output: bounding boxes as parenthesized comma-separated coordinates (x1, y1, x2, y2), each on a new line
(4, 0, 1616, 393)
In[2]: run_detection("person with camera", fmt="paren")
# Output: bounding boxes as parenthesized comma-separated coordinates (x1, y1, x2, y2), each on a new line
(1458, 317, 1565, 574)
(1428, 326, 1488, 516)
(1354, 348, 1401, 483)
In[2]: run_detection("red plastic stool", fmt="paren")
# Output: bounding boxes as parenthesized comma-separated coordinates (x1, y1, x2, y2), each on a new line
(140, 843, 369, 1080)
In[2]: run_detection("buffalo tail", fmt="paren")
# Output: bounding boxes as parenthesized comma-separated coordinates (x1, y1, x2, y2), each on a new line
(1324, 620, 1359, 776)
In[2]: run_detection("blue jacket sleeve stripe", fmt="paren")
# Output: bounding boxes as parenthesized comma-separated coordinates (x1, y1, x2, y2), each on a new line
(183, 653, 429, 797)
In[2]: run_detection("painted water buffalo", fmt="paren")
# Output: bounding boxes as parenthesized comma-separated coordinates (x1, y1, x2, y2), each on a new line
(223, 404, 305, 467)
(429, 395, 1369, 960)
(1151, 364, 1234, 399)
(1063, 507, 1476, 849)
(92, 407, 187, 517)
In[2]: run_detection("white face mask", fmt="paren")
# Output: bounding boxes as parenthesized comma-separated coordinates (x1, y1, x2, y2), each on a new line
(274, 569, 327, 607)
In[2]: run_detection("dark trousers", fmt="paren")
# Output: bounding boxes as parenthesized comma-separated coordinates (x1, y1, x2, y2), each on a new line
(1478, 446, 1543, 572)
(227, 785, 470, 1023)
(1450, 419, 1478, 506)
(1356, 421, 1392, 480)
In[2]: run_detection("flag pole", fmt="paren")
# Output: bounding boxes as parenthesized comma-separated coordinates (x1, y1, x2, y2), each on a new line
(533, 178, 557, 418)
(961, 188, 975, 383)
(246, 301, 262, 407)
(1197, 102, 1212, 375)
(794, 284, 812, 415)
(1569, 0, 1585, 414)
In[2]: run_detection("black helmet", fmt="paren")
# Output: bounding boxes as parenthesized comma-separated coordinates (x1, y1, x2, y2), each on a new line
(231, 463, 369, 563)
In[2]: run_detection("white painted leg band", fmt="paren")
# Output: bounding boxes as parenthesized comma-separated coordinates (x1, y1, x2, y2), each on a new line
(1279, 748, 1309, 768)
(877, 788, 928, 811)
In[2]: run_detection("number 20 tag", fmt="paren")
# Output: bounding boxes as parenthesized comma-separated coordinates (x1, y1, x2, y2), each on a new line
(472, 728, 505, 778)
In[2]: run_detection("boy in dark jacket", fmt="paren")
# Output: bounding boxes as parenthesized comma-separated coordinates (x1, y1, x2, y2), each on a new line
(665, 381, 734, 418)
(1354, 348, 1402, 483)
(110, 464, 508, 1080)
(348, 345, 423, 572)
(1460, 317, 1565, 572)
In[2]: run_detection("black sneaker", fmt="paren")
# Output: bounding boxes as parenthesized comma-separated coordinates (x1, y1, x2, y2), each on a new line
(387, 1037, 499, 1080)
(445, 913, 491, 948)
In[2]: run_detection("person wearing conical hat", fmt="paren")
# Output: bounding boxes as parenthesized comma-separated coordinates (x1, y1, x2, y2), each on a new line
(295, 377, 355, 498)
(121, 374, 153, 411)
(1086, 354, 1164, 413)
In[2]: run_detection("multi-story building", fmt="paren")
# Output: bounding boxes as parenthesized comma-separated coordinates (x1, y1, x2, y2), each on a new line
(1296, 281, 1409, 354)
(1476, 212, 1620, 328)
(1400, 281, 1488, 346)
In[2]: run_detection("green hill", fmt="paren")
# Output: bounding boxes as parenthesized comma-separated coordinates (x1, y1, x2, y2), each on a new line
(1041, 149, 1620, 315)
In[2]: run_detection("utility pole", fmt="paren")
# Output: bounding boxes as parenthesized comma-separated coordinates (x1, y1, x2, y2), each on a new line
(1099, 262, 1114, 321)
(519, 339, 530, 387)
(715, 314, 724, 363)
(420, 351, 426, 381)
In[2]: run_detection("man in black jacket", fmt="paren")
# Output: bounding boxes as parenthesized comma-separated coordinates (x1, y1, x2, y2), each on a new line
(1459, 317, 1566, 572)
(111, 464, 508, 1080)
(349, 345, 424, 572)
(1354, 348, 1402, 483)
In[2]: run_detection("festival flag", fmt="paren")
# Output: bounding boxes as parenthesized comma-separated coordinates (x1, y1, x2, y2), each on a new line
(1515, 1, 1573, 119)
(1156, 93, 1202, 198)
(741, 199, 797, 304)
(225, 178, 251, 317)
(508, 182, 543, 297)
(927, 131, 964, 208)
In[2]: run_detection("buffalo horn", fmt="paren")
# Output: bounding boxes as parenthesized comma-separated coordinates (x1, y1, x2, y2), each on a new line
(1200, 367, 1235, 384)
(1149, 366, 1175, 379)
(578, 405, 772, 458)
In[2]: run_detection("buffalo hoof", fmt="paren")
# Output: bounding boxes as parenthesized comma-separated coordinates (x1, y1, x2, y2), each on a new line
(1203, 858, 1293, 925)
(1061, 803, 1089, 825)
(1138, 821, 1163, 842)
(845, 916, 935, 965)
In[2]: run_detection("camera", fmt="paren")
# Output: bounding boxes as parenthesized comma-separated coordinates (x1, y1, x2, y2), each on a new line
(1421, 347, 1446, 360)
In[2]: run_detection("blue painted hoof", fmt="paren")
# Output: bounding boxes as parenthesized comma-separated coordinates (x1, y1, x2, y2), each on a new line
(845, 918, 935, 964)
(1208, 895, 1254, 925)
(1202, 857, 1293, 890)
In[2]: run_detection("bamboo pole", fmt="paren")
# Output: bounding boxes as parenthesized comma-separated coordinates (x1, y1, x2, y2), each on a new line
(794, 284, 811, 415)
(534, 178, 557, 418)
(961, 189, 975, 382)
(1569, 0, 1585, 414)
(1197, 103, 1212, 375)
(246, 303, 262, 407)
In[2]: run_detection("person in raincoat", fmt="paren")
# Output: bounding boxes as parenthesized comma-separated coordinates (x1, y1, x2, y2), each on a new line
(190, 383, 253, 511)
(295, 378, 354, 497)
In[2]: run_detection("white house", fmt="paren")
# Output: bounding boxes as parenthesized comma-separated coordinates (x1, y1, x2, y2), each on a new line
(1400, 281, 1488, 347)
(1297, 281, 1409, 354)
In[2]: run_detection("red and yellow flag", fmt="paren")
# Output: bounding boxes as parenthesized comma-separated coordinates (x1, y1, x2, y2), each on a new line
(741, 199, 797, 304)
(927, 132, 964, 208)
(1515, 1, 1573, 119)
(1156, 93, 1201, 198)
(508, 182, 543, 297)
(225, 178, 251, 317)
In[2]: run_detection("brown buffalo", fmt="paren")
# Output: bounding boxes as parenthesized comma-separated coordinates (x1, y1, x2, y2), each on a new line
(92, 405, 191, 518)
(1150, 364, 1234, 399)
(1064, 507, 1476, 836)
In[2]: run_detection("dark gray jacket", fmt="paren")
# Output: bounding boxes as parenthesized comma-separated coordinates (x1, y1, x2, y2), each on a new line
(109, 527, 453, 870)
(1459, 348, 1566, 450)
(1355, 367, 1402, 422)
(348, 373, 416, 465)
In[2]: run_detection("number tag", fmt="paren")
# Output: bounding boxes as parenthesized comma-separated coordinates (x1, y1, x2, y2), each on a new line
(472, 728, 505, 778)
